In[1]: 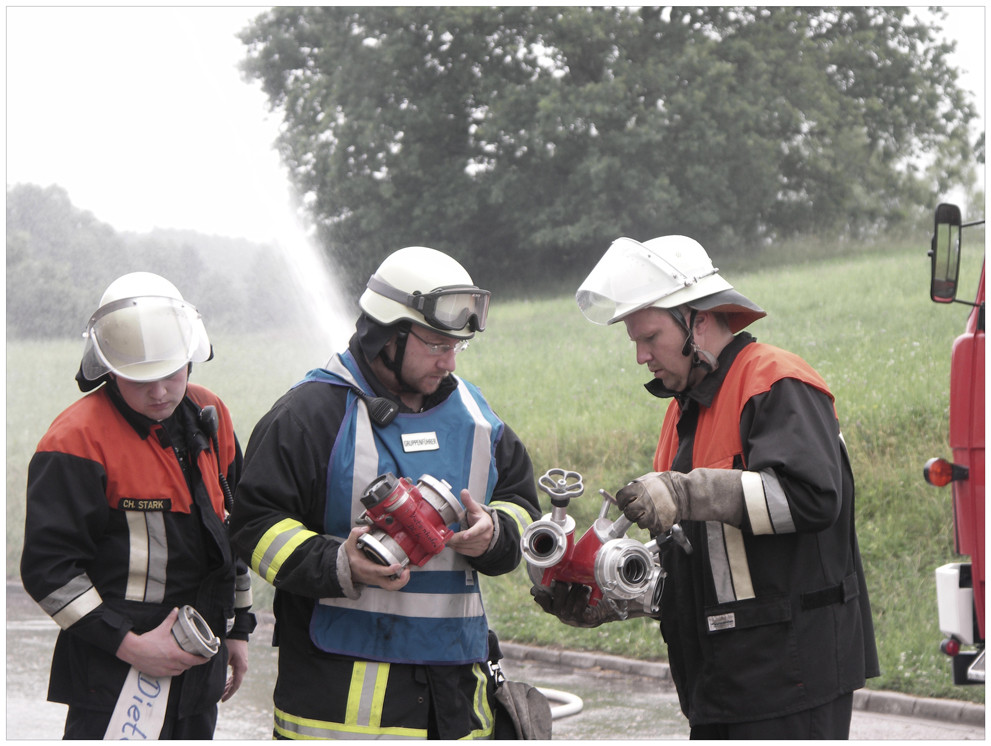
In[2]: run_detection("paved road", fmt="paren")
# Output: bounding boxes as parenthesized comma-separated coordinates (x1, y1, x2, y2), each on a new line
(498, 643, 986, 740)
(6, 582, 984, 740)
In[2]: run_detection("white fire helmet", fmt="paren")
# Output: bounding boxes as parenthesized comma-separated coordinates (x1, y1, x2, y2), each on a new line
(576, 235, 766, 332)
(359, 247, 490, 340)
(80, 272, 212, 383)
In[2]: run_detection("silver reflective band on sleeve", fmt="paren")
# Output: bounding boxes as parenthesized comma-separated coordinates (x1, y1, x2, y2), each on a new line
(41, 574, 103, 630)
(234, 570, 253, 608)
(759, 469, 795, 534)
(741, 469, 795, 536)
(741, 470, 772, 535)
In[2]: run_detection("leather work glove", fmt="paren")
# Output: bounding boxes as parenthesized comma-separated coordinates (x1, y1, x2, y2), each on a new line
(530, 582, 628, 628)
(615, 468, 749, 535)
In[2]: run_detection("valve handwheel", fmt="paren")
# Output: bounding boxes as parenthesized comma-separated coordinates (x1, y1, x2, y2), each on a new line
(538, 468, 584, 499)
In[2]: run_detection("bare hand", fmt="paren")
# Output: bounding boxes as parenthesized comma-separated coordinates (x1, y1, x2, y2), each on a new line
(115, 608, 212, 677)
(221, 638, 248, 701)
(446, 490, 493, 557)
(344, 526, 411, 590)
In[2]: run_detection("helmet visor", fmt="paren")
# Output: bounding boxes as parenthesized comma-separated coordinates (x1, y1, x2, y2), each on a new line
(577, 237, 698, 324)
(367, 275, 490, 332)
(81, 296, 211, 382)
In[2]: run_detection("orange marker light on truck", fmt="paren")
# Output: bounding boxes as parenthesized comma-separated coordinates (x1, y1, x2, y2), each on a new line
(924, 457, 970, 487)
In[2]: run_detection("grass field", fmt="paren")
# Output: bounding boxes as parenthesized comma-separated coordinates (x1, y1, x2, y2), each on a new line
(6, 234, 984, 703)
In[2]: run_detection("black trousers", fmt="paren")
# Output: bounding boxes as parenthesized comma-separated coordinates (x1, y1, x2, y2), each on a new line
(63, 704, 218, 740)
(689, 692, 854, 740)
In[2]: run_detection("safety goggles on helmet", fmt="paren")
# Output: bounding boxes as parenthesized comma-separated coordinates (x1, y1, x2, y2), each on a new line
(366, 274, 490, 332)
(81, 295, 212, 382)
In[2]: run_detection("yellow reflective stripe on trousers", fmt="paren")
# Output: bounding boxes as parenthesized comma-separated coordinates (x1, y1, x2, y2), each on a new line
(466, 662, 495, 740)
(272, 662, 495, 739)
(251, 518, 318, 584)
(274, 662, 427, 739)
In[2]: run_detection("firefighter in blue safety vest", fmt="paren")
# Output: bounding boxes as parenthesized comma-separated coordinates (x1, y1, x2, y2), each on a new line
(533, 236, 879, 739)
(21, 272, 255, 739)
(229, 246, 540, 739)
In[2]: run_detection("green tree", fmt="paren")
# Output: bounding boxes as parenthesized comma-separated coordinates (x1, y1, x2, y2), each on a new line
(6, 184, 128, 338)
(237, 7, 977, 292)
(6, 183, 310, 339)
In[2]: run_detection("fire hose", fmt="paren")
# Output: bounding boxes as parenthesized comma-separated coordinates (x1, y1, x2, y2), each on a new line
(106, 606, 219, 739)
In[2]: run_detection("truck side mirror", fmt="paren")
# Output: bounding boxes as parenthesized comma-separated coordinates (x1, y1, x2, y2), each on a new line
(929, 203, 962, 303)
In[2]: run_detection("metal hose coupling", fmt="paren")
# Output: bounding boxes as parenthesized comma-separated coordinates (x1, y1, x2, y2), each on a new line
(524, 468, 666, 613)
(171, 605, 220, 658)
(521, 469, 582, 568)
(356, 472, 466, 573)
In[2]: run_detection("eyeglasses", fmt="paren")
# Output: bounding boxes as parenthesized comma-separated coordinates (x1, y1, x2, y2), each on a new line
(407, 327, 470, 355)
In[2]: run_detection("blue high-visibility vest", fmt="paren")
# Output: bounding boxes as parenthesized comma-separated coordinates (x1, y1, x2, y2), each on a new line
(301, 351, 502, 664)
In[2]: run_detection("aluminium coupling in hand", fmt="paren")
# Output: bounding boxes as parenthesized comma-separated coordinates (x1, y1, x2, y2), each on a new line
(171, 605, 220, 658)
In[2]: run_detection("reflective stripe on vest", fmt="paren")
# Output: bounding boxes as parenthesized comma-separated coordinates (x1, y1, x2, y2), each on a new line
(656, 342, 836, 605)
(304, 353, 500, 664)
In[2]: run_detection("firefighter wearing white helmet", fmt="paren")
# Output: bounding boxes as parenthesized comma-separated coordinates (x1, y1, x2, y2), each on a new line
(577, 235, 766, 373)
(77, 271, 212, 390)
(536, 235, 879, 739)
(230, 246, 540, 739)
(357, 246, 490, 393)
(22, 272, 255, 739)
(360, 246, 489, 337)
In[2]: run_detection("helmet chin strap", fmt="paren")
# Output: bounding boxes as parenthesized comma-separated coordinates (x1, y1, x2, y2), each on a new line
(671, 308, 719, 373)
(378, 323, 418, 393)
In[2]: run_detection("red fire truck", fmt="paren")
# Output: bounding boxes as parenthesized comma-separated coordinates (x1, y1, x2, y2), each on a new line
(925, 202, 985, 685)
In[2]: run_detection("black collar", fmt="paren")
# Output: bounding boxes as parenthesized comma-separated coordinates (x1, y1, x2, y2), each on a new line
(644, 332, 756, 407)
(349, 334, 457, 414)
(103, 380, 204, 455)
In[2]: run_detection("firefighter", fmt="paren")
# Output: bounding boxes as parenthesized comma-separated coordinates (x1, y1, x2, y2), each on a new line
(21, 272, 255, 739)
(229, 246, 541, 739)
(534, 235, 880, 739)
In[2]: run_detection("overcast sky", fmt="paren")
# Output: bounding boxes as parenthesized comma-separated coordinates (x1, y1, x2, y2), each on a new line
(5, 6, 986, 244)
